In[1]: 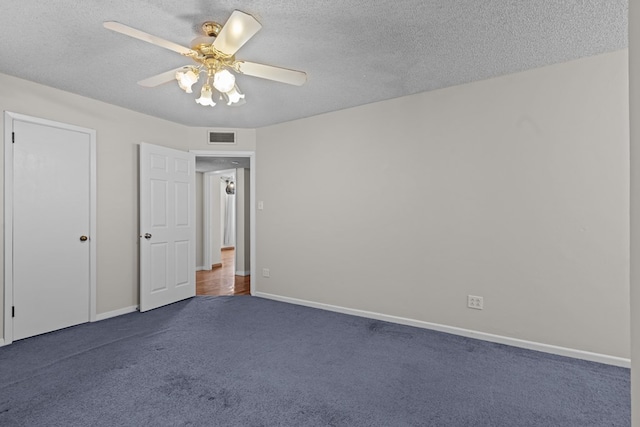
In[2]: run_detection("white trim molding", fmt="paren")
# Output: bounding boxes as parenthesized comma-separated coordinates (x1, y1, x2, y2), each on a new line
(94, 305, 138, 322)
(0, 338, 5, 347)
(235, 271, 250, 277)
(254, 292, 631, 368)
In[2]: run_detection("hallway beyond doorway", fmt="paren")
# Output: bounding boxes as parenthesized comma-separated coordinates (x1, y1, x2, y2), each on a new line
(196, 248, 250, 296)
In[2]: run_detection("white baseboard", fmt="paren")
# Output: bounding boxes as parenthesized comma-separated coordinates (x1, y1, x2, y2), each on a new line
(94, 305, 138, 322)
(0, 338, 5, 347)
(196, 266, 207, 271)
(254, 292, 630, 368)
(235, 270, 250, 276)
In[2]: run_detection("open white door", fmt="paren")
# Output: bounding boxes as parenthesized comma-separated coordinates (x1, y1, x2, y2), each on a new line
(139, 143, 196, 312)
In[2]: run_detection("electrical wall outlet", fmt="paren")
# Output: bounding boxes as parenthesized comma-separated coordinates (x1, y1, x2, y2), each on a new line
(467, 295, 483, 310)
(262, 268, 270, 278)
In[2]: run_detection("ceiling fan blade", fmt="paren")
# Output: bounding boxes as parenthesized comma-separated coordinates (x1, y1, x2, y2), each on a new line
(103, 21, 194, 55)
(212, 10, 262, 56)
(237, 61, 307, 86)
(137, 67, 186, 87)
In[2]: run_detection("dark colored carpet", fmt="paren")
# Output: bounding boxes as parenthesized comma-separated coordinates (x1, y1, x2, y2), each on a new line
(0, 296, 630, 426)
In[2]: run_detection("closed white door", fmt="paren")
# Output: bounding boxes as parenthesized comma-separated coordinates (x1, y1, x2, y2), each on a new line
(139, 143, 196, 312)
(12, 119, 92, 340)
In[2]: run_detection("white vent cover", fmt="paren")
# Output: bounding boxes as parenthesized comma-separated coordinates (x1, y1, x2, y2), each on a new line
(208, 131, 236, 144)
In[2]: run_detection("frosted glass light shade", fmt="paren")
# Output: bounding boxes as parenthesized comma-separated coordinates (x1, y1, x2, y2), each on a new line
(195, 85, 216, 107)
(225, 86, 245, 105)
(176, 69, 199, 93)
(213, 69, 236, 93)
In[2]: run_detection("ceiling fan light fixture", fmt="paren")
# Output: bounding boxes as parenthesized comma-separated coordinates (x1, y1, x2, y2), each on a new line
(104, 10, 307, 111)
(176, 68, 199, 93)
(225, 85, 245, 105)
(195, 84, 216, 107)
(213, 69, 236, 93)
(190, 35, 217, 50)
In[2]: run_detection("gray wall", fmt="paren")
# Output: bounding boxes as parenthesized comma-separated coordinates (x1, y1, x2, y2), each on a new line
(629, 0, 639, 424)
(255, 50, 630, 359)
(195, 172, 204, 269)
(236, 168, 251, 275)
(210, 173, 224, 267)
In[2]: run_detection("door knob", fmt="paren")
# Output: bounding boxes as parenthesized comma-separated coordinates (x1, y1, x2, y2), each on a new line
(79, 235, 88, 241)
(144, 233, 152, 239)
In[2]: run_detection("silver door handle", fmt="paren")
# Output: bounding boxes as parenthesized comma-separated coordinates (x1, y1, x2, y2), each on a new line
(144, 233, 152, 239)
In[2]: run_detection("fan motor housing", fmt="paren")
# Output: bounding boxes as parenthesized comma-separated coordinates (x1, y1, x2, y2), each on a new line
(202, 21, 222, 37)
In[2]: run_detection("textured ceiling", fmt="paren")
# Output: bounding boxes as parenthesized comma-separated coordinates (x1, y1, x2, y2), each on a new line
(0, 1, 628, 129)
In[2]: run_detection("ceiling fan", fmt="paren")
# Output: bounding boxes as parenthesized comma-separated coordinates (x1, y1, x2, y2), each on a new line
(103, 10, 307, 108)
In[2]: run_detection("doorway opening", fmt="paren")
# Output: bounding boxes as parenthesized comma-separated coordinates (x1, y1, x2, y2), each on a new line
(192, 151, 255, 296)
(196, 247, 250, 295)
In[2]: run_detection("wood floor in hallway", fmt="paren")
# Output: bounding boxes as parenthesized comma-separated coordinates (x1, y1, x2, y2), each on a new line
(196, 248, 250, 296)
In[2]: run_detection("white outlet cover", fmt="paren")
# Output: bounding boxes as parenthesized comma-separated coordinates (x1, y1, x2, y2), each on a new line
(467, 295, 484, 310)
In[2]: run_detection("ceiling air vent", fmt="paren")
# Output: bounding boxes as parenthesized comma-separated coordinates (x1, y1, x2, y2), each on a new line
(208, 131, 236, 145)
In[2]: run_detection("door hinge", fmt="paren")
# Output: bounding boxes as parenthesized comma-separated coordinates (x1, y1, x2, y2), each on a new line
(12, 306, 15, 318)
(12, 132, 15, 143)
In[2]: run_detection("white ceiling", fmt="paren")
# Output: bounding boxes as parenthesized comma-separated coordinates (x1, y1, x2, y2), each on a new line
(195, 156, 249, 172)
(0, 1, 627, 129)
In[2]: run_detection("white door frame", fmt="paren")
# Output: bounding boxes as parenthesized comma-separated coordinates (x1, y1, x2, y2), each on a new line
(202, 170, 222, 270)
(192, 150, 255, 295)
(203, 168, 236, 270)
(3, 111, 97, 346)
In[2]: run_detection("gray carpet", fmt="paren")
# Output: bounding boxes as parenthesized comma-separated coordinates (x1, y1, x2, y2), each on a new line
(0, 296, 630, 426)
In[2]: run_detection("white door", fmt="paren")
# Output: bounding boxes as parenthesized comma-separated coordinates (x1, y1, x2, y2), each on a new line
(139, 143, 196, 312)
(12, 119, 92, 340)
